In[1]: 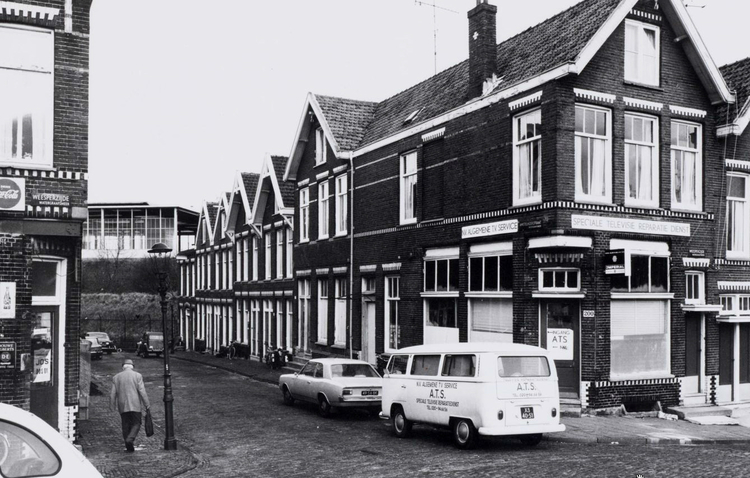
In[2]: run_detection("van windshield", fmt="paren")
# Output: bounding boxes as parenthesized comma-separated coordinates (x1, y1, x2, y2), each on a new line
(497, 356, 550, 378)
(330, 364, 380, 378)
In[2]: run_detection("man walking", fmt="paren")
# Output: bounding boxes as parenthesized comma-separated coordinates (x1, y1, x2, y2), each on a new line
(110, 358, 150, 452)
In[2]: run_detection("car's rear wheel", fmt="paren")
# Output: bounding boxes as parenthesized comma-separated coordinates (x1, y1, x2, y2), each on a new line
(282, 386, 295, 406)
(392, 406, 412, 438)
(452, 418, 478, 450)
(519, 433, 543, 446)
(318, 395, 332, 418)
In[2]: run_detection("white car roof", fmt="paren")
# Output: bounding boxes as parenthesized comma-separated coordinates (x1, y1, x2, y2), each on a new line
(308, 358, 375, 366)
(392, 342, 551, 356)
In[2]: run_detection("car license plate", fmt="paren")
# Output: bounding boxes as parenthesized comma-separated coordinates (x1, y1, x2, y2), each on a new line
(361, 390, 378, 396)
(521, 407, 534, 419)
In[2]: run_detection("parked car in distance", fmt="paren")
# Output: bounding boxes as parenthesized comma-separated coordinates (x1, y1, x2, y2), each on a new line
(0, 402, 103, 477)
(136, 331, 164, 358)
(85, 332, 117, 354)
(279, 358, 382, 417)
(86, 337, 103, 361)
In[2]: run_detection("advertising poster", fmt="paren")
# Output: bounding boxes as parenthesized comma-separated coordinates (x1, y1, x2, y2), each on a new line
(0, 342, 15, 369)
(0, 282, 15, 319)
(547, 328, 573, 361)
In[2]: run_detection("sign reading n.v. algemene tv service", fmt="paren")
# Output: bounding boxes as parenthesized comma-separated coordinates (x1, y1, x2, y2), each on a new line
(0, 178, 25, 212)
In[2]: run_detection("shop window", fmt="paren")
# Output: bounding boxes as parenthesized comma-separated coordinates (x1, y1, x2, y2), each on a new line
(575, 105, 612, 204)
(610, 255, 669, 293)
(424, 258, 459, 292)
(539, 268, 580, 292)
(469, 255, 512, 292)
(685, 271, 704, 305)
(426, 297, 456, 328)
(610, 299, 669, 379)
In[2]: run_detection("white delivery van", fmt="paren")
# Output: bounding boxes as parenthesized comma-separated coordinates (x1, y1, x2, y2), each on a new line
(381, 342, 565, 449)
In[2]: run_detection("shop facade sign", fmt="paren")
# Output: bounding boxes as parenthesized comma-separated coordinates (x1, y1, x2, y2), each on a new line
(28, 192, 70, 207)
(0, 178, 24, 212)
(547, 328, 573, 361)
(0, 282, 15, 319)
(462, 219, 518, 239)
(604, 249, 628, 275)
(571, 214, 691, 237)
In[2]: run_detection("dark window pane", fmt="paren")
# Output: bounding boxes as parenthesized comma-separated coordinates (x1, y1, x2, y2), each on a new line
(411, 355, 441, 376)
(631, 255, 650, 292)
(442, 355, 476, 377)
(32, 262, 57, 296)
(555, 271, 566, 288)
(485, 257, 499, 291)
(449, 259, 459, 291)
(651, 256, 669, 293)
(542, 270, 553, 288)
(436, 260, 448, 291)
(500, 255, 513, 290)
(22, 114, 33, 158)
(427, 297, 456, 327)
(425, 261, 436, 291)
(568, 270, 579, 289)
(469, 257, 482, 291)
(610, 274, 629, 293)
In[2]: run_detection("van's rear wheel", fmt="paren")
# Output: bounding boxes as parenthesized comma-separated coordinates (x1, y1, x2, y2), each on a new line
(452, 418, 478, 449)
(519, 433, 543, 446)
(392, 407, 412, 438)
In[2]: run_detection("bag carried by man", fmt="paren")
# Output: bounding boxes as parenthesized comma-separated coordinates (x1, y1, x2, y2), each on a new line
(144, 409, 154, 437)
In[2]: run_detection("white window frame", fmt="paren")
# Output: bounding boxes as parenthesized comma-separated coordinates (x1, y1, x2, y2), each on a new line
(298, 279, 310, 350)
(334, 277, 347, 347)
(286, 226, 293, 278)
(624, 113, 659, 208)
(575, 104, 612, 204)
(276, 229, 283, 279)
(243, 238, 249, 281)
(385, 276, 400, 352)
(512, 108, 542, 206)
(299, 187, 309, 243)
(315, 128, 327, 166)
(317, 279, 329, 344)
(624, 19, 660, 87)
(400, 151, 418, 225)
(318, 181, 330, 240)
(720, 294, 750, 316)
(726, 172, 749, 259)
(264, 233, 271, 280)
(685, 271, 705, 305)
(538, 268, 581, 292)
(252, 236, 259, 281)
(0, 25, 54, 169)
(670, 120, 703, 212)
(335, 174, 348, 236)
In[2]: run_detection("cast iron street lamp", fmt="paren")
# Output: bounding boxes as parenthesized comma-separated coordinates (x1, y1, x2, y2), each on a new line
(147, 242, 177, 450)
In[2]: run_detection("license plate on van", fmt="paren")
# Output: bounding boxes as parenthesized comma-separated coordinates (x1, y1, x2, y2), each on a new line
(521, 407, 534, 419)
(361, 390, 378, 396)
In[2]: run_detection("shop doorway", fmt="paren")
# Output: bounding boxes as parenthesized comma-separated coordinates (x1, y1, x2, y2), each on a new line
(30, 307, 59, 429)
(540, 300, 580, 398)
(718, 323, 750, 403)
(361, 300, 376, 364)
(683, 313, 704, 395)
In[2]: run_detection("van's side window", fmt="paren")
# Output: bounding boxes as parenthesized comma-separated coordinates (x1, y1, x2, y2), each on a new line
(387, 355, 409, 375)
(497, 356, 550, 377)
(410, 355, 441, 376)
(442, 355, 476, 377)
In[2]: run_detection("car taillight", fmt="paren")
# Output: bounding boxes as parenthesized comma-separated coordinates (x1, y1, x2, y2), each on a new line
(497, 410, 504, 420)
(551, 408, 557, 418)
(342, 389, 352, 396)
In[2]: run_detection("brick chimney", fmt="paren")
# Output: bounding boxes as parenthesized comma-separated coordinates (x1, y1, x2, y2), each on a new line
(468, 0, 498, 99)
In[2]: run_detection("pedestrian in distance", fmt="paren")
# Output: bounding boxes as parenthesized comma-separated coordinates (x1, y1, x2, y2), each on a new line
(110, 358, 150, 452)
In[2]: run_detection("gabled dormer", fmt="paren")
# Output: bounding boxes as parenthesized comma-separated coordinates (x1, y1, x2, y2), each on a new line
(251, 154, 294, 227)
(225, 171, 259, 237)
(195, 200, 218, 249)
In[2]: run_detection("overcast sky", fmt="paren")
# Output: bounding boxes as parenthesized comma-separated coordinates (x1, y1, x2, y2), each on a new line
(88, 0, 749, 211)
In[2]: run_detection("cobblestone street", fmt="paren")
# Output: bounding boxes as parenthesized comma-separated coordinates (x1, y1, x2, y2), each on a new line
(77, 352, 750, 478)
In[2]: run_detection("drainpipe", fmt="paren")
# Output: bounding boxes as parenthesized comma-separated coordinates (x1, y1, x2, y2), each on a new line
(348, 151, 354, 360)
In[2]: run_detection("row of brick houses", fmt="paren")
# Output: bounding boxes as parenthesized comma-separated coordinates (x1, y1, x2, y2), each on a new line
(179, 0, 750, 411)
(0, 0, 93, 441)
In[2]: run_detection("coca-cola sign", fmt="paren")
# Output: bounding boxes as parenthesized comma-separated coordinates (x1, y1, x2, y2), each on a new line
(0, 178, 24, 211)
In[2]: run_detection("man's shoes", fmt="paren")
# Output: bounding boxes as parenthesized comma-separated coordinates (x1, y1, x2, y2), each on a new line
(125, 442, 135, 453)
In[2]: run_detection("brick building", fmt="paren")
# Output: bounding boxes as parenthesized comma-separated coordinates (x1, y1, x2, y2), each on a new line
(282, 0, 741, 412)
(178, 154, 296, 360)
(0, 0, 93, 440)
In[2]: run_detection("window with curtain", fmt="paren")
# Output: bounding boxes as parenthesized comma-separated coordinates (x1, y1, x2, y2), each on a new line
(286, 227, 293, 278)
(317, 279, 328, 343)
(335, 174, 348, 236)
(300, 187, 309, 242)
(576, 105, 611, 203)
(276, 229, 283, 279)
(625, 20, 660, 86)
(610, 254, 669, 293)
(610, 299, 669, 378)
(727, 173, 749, 258)
(671, 120, 702, 211)
(385, 276, 400, 351)
(315, 128, 326, 165)
(264, 233, 271, 280)
(334, 277, 347, 346)
(625, 113, 658, 207)
(0, 26, 53, 167)
(685, 271, 704, 305)
(513, 108, 542, 205)
(400, 151, 418, 224)
(318, 181, 330, 239)
(252, 236, 259, 281)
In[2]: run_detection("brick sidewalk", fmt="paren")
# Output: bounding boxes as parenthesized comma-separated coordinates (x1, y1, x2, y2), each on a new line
(173, 350, 750, 446)
(77, 371, 200, 478)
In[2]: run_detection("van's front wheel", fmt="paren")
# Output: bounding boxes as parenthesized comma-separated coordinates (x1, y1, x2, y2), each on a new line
(452, 418, 478, 449)
(392, 407, 412, 438)
(519, 433, 543, 446)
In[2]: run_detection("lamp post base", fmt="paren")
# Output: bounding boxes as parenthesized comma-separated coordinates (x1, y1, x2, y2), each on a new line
(164, 437, 178, 450)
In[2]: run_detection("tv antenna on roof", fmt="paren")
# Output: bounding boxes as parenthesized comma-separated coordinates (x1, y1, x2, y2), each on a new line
(683, 0, 706, 7)
(414, 0, 459, 75)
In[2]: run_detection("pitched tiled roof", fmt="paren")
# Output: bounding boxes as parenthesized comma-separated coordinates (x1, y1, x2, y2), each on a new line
(315, 95, 378, 151)
(241, 172, 260, 206)
(719, 58, 750, 124)
(271, 155, 295, 207)
(205, 202, 218, 230)
(314, 0, 621, 149)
